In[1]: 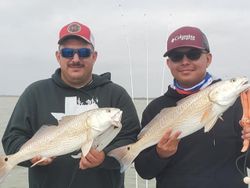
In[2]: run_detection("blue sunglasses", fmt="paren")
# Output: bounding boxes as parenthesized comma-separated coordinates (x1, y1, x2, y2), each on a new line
(60, 48, 92, 58)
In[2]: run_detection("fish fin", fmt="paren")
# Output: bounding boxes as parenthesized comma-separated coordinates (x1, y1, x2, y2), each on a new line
(51, 112, 65, 121)
(160, 107, 176, 113)
(93, 122, 122, 151)
(219, 116, 224, 121)
(20, 125, 58, 149)
(81, 139, 94, 157)
(200, 104, 218, 132)
(203, 115, 219, 132)
(58, 115, 78, 125)
(71, 152, 82, 159)
(30, 157, 49, 167)
(108, 143, 138, 173)
(0, 155, 15, 183)
(200, 106, 212, 124)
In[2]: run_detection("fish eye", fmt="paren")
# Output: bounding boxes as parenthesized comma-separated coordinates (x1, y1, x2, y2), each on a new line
(231, 78, 236, 82)
(107, 109, 111, 112)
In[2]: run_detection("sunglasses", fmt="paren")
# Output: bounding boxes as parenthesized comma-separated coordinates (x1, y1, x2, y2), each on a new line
(168, 49, 207, 63)
(60, 48, 92, 58)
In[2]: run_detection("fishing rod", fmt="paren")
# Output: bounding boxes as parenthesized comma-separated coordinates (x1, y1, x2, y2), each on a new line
(115, 0, 134, 101)
(161, 13, 173, 95)
(113, 1, 139, 188)
(114, 1, 151, 188)
(143, 11, 150, 188)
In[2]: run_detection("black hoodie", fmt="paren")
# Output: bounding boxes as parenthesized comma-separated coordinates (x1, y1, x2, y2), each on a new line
(2, 68, 140, 188)
(135, 82, 250, 188)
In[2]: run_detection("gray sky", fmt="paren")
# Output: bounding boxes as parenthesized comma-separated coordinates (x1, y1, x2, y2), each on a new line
(0, 0, 250, 98)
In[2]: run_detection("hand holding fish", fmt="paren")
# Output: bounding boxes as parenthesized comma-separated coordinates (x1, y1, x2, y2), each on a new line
(79, 148, 105, 170)
(242, 126, 250, 140)
(156, 129, 181, 158)
(239, 89, 250, 184)
(240, 89, 250, 152)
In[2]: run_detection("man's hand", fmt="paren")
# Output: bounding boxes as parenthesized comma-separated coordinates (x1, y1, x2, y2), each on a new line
(30, 156, 55, 166)
(242, 125, 250, 140)
(79, 148, 105, 170)
(156, 128, 181, 158)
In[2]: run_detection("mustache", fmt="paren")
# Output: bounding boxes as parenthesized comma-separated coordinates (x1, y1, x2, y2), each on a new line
(68, 61, 84, 67)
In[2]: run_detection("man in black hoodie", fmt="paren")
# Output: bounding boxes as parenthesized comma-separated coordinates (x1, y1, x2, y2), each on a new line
(2, 21, 140, 188)
(134, 26, 250, 188)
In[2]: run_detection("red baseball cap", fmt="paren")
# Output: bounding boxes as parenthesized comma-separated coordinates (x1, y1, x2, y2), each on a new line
(58, 22, 95, 48)
(163, 26, 210, 57)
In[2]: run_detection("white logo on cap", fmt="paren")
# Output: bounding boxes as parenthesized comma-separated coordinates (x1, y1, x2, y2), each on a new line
(67, 23, 81, 33)
(171, 34, 195, 43)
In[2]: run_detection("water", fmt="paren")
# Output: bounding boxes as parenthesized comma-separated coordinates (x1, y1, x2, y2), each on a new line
(0, 96, 155, 188)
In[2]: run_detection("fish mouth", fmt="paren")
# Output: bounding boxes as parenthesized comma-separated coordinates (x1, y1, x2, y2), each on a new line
(243, 80, 249, 85)
(240, 78, 250, 92)
(242, 78, 250, 85)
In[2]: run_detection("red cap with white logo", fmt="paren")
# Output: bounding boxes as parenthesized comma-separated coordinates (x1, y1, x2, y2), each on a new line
(163, 26, 210, 57)
(58, 22, 95, 48)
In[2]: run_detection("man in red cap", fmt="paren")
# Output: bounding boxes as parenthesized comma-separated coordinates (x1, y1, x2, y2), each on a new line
(135, 26, 250, 188)
(2, 21, 140, 188)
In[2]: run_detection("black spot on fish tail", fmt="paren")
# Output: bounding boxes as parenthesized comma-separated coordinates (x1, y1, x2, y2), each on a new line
(4, 157, 8, 162)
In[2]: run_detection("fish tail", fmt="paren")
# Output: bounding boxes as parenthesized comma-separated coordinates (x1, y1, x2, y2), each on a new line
(0, 155, 15, 183)
(108, 143, 139, 173)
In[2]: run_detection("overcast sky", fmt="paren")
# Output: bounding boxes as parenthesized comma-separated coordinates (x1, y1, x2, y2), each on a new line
(0, 0, 250, 98)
